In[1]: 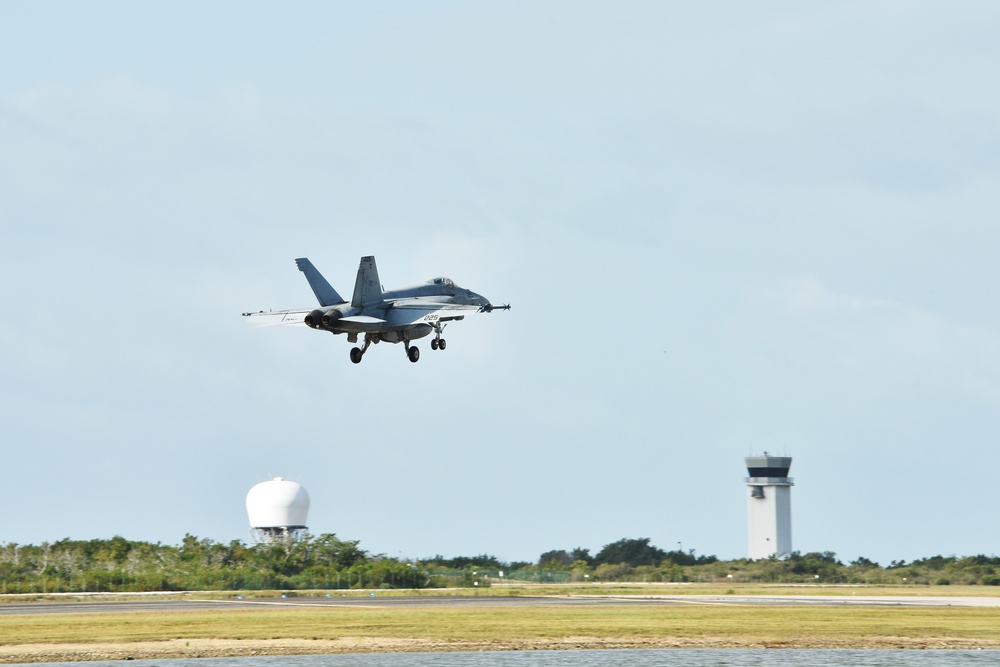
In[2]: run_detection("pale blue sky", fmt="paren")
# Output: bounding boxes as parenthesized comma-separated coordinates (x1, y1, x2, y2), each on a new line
(2, 1, 999, 565)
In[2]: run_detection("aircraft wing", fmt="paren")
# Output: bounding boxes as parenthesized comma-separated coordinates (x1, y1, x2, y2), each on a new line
(388, 297, 484, 312)
(241, 309, 310, 327)
(390, 302, 478, 310)
(385, 300, 483, 327)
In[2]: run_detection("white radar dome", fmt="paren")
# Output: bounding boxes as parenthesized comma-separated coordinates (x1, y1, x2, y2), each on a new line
(245, 477, 310, 529)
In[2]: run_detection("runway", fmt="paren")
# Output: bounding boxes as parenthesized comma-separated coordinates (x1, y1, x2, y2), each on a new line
(2, 593, 999, 616)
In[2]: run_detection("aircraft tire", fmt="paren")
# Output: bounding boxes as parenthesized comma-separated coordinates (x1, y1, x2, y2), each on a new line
(350, 348, 363, 364)
(408, 346, 420, 363)
(431, 339, 439, 350)
(439, 339, 447, 350)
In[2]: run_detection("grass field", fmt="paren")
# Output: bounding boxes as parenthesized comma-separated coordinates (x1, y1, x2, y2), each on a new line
(3, 602, 1000, 648)
(2, 605, 1000, 644)
(2, 586, 1000, 662)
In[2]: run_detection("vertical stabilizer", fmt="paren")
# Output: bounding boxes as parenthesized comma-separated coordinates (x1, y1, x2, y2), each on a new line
(351, 255, 384, 308)
(295, 258, 345, 306)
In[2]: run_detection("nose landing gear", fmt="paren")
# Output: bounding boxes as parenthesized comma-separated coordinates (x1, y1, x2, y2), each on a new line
(430, 323, 448, 351)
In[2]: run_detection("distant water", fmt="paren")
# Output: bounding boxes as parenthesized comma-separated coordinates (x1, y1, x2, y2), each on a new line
(11, 650, 1000, 667)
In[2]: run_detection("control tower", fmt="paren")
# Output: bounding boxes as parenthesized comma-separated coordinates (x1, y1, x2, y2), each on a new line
(745, 454, 793, 559)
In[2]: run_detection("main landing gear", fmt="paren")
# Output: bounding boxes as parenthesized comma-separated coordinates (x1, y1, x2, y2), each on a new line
(350, 334, 375, 364)
(349, 334, 422, 363)
(349, 331, 447, 364)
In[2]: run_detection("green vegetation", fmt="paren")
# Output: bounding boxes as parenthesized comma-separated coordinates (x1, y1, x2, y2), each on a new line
(516, 539, 1000, 587)
(2, 535, 1000, 594)
(0, 535, 425, 593)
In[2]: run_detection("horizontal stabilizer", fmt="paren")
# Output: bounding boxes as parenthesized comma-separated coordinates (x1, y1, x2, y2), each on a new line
(241, 309, 309, 327)
(295, 258, 345, 306)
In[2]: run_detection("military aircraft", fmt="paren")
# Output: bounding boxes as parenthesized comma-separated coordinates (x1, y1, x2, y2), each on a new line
(243, 255, 509, 363)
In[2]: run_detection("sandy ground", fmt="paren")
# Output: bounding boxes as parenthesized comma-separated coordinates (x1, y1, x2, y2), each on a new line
(2, 636, 1000, 662)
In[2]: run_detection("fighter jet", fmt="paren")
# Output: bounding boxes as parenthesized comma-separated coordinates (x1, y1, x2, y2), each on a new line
(242, 255, 509, 363)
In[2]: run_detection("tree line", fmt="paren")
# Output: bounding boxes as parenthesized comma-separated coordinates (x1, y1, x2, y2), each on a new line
(0, 534, 425, 594)
(519, 541, 1000, 586)
(2, 535, 999, 594)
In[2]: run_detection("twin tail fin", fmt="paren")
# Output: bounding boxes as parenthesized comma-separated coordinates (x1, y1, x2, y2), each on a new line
(295, 258, 346, 306)
(351, 255, 384, 308)
(296, 255, 385, 309)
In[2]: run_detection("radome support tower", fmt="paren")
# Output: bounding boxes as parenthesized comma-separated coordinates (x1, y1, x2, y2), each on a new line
(745, 454, 793, 559)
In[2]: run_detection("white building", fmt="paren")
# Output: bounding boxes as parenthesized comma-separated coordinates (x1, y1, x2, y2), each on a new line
(245, 477, 311, 544)
(745, 454, 793, 559)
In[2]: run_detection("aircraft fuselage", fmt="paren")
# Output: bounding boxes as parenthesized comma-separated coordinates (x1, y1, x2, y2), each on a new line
(245, 255, 505, 363)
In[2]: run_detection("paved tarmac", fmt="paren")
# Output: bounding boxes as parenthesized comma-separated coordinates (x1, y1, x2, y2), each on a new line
(2, 593, 999, 616)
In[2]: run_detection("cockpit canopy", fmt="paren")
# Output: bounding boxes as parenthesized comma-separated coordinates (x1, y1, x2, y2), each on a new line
(430, 277, 455, 288)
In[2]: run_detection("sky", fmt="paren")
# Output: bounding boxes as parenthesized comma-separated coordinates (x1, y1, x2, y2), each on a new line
(2, 1, 999, 567)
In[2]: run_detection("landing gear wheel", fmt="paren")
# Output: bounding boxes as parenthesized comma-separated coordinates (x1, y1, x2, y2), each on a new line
(431, 339, 439, 350)
(350, 347, 363, 364)
(438, 338, 447, 350)
(407, 346, 420, 363)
